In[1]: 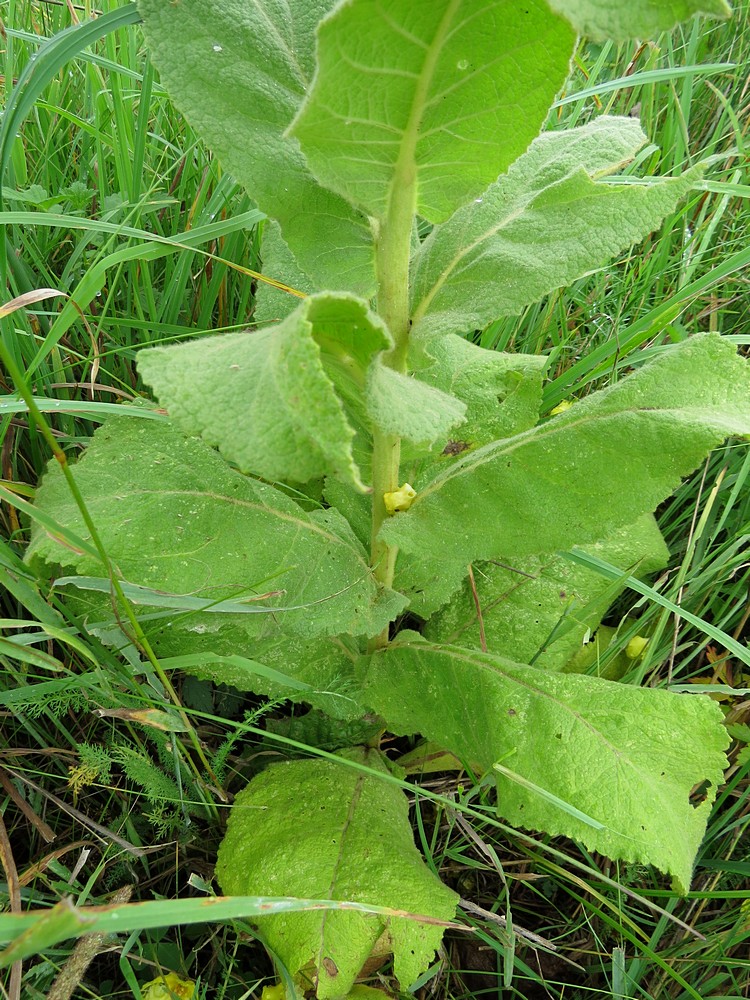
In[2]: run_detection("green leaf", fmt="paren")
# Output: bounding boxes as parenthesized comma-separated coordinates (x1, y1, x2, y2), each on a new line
(389, 341, 549, 619)
(160, 636, 368, 721)
(365, 639, 729, 891)
(291, 0, 575, 222)
(326, 339, 548, 614)
(320, 479, 467, 623)
(323, 478, 371, 551)
(407, 337, 547, 462)
(136, 0, 374, 295)
(265, 710, 383, 753)
(365, 362, 466, 447)
(382, 335, 750, 568)
(410, 117, 693, 339)
(548, 0, 732, 41)
(394, 553, 470, 622)
(138, 293, 391, 491)
(255, 220, 316, 326)
(81, 587, 368, 718)
(216, 748, 458, 999)
(26, 419, 405, 651)
(423, 515, 669, 670)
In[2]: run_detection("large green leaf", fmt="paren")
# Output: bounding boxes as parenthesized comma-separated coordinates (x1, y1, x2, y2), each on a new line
(138, 294, 391, 491)
(74, 583, 368, 718)
(410, 117, 692, 339)
(365, 639, 729, 891)
(137, 0, 374, 295)
(26, 420, 405, 652)
(291, 0, 575, 222)
(549, 0, 732, 41)
(382, 335, 750, 568)
(216, 748, 458, 999)
(422, 514, 669, 670)
(324, 339, 549, 619)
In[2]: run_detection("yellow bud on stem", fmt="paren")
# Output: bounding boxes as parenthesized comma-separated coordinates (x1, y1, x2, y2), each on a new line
(383, 482, 416, 514)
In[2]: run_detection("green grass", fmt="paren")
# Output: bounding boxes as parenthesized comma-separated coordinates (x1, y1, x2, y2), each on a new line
(1, 2, 750, 999)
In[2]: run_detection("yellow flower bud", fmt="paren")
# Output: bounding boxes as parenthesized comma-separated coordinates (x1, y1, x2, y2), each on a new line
(261, 985, 287, 1000)
(549, 399, 573, 416)
(625, 635, 649, 659)
(142, 972, 196, 1000)
(383, 483, 417, 514)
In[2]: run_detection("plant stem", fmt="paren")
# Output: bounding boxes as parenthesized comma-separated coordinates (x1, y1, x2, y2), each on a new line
(370, 165, 416, 640)
(370, 0, 455, 634)
(370, 429, 401, 591)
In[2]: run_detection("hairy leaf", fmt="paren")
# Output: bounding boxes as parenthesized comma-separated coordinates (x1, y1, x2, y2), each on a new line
(26, 420, 405, 651)
(423, 514, 669, 670)
(138, 294, 391, 491)
(366, 362, 466, 447)
(321, 480, 467, 624)
(549, 0, 732, 41)
(323, 478, 371, 552)
(366, 639, 729, 891)
(292, 0, 575, 222)
(389, 341, 549, 618)
(216, 748, 458, 998)
(323, 336, 548, 612)
(382, 335, 750, 568)
(404, 337, 547, 471)
(162, 636, 368, 721)
(394, 548, 470, 622)
(411, 117, 693, 338)
(137, 0, 374, 294)
(265, 709, 383, 752)
(254, 220, 315, 326)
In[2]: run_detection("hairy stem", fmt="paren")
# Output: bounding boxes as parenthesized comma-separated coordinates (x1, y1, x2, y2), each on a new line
(370, 168, 416, 647)
(369, 2, 456, 635)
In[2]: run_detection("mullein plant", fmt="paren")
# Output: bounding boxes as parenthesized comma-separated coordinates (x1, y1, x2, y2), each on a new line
(26, 1, 750, 996)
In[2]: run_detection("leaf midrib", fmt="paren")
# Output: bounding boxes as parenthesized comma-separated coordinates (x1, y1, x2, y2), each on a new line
(412, 404, 744, 505)
(411, 168, 589, 325)
(83, 487, 370, 562)
(404, 642, 693, 810)
(383, 0, 464, 223)
(317, 767, 369, 978)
